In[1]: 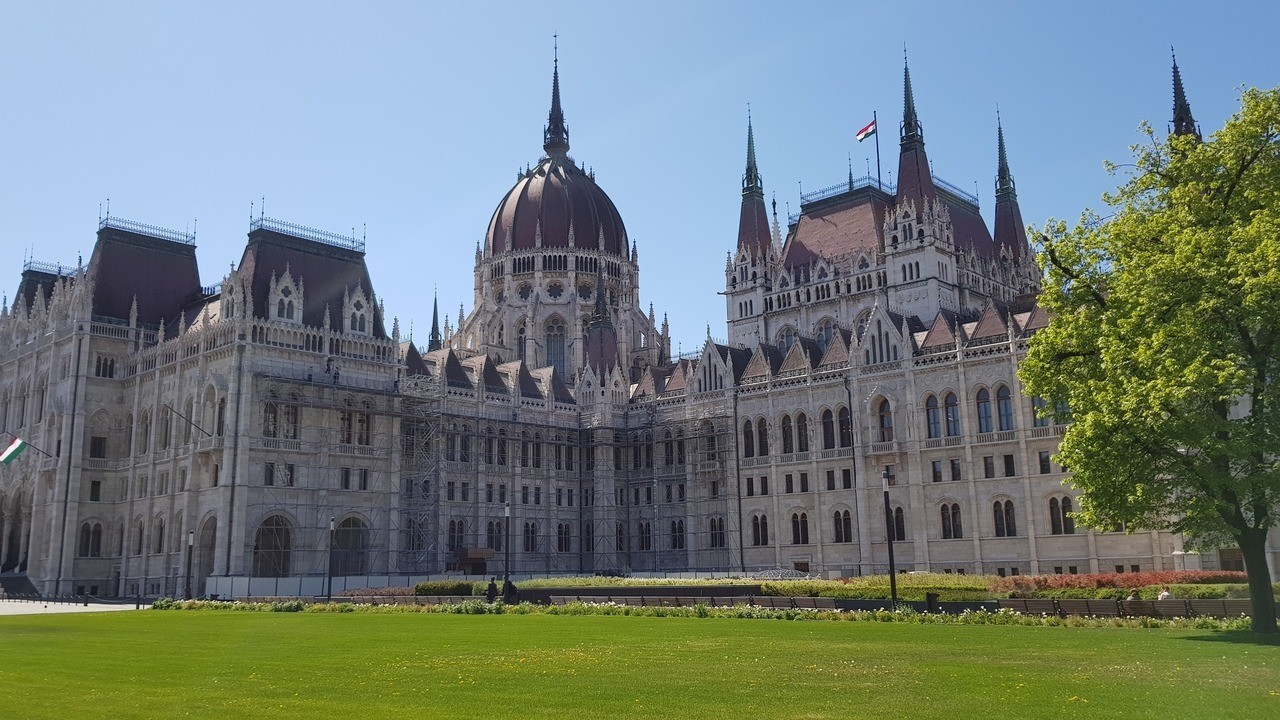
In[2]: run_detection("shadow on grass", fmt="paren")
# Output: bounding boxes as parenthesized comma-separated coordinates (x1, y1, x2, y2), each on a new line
(1183, 629, 1280, 646)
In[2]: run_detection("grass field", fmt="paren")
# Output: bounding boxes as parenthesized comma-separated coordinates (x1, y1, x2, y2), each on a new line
(2, 611, 1277, 719)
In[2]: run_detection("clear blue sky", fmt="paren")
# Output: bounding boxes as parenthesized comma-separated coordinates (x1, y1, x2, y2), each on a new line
(2, 1, 1276, 355)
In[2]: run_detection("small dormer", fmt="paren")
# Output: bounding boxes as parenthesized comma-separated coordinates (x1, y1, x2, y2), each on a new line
(343, 285, 371, 335)
(270, 266, 304, 325)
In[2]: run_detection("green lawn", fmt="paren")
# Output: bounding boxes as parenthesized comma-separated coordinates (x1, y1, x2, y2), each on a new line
(2, 611, 1277, 718)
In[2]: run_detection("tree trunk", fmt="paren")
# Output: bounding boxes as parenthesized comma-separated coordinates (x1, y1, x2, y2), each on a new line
(1237, 527, 1278, 634)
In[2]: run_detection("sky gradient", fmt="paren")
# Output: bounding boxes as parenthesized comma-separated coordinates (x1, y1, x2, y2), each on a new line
(2, 1, 1276, 355)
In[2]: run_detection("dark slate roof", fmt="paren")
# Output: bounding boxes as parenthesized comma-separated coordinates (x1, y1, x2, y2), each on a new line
(237, 226, 386, 337)
(968, 304, 1009, 340)
(918, 311, 958, 350)
(818, 329, 852, 368)
(402, 342, 428, 377)
(485, 154, 628, 257)
(87, 224, 202, 325)
(15, 267, 67, 313)
(782, 191, 891, 269)
(738, 196, 772, 254)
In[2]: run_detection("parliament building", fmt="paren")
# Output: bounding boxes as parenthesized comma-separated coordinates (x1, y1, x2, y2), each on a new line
(0, 57, 1238, 598)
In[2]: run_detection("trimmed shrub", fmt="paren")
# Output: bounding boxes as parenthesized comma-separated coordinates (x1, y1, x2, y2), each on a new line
(413, 580, 480, 596)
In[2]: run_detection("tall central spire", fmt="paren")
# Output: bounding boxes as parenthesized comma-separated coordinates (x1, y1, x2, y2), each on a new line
(543, 40, 570, 155)
(996, 112, 1015, 202)
(428, 291, 442, 351)
(901, 55, 922, 147)
(743, 112, 763, 199)
(1171, 49, 1200, 140)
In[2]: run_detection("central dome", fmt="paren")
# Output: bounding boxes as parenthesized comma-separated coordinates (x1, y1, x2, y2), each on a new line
(485, 156, 628, 256)
(484, 60, 628, 258)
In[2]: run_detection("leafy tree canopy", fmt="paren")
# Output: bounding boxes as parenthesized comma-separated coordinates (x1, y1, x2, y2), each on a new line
(1020, 87, 1280, 632)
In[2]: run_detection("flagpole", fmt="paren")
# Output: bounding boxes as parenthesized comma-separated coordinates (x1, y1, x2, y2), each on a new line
(2, 431, 53, 459)
(874, 110, 882, 191)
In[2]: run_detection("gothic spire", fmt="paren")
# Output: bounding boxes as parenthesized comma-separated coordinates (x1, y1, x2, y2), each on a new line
(901, 55, 922, 147)
(996, 112, 1016, 202)
(543, 42, 570, 155)
(743, 112, 763, 199)
(590, 263, 610, 326)
(736, 114, 772, 254)
(584, 263, 618, 375)
(1171, 49, 1200, 140)
(428, 291, 442, 351)
(895, 53, 935, 206)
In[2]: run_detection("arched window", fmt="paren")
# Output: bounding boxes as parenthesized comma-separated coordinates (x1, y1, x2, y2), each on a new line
(833, 510, 853, 543)
(838, 407, 852, 447)
(616, 522, 627, 553)
(894, 507, 906, 541)
(558, 523, 572, 553)
(993, 500, 1016, 537)
(216, 398, 227, 436)
(546, 319, 566, 378)
(670, 520, 685, 550)
(791, 512, 809, 544)
(334, 518, 370, 575)
(877, 400, 894, 442)
(821, 409, 835, 449)
(777, 326, 797, 354)
(976, 389, 993, 433)
(925, 395, 941, 438)
(944, 393, 960, 436)
(796, 413, 809, 452)
(252, 515, 291, 577)
(756, 418, 769, 456)
(941, 503, 963, 539)
(1050, 496, 1076, 535)
(741, 420, 755, 457)
(781, 415, 794, 454)
(996, 386, 1014, 431)
(815, 319, 836, 352)
(751, 515, 769, 546)
(523, 522, 538, 552)
(78, 523, 92, 557)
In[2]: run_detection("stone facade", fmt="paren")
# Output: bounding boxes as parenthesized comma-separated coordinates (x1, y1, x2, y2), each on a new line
(0, 59, 1255, 599)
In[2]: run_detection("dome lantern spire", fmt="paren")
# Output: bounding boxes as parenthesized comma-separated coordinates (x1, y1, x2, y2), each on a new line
(1171, 48, 1200, 141)
(543, 37, 570, 156)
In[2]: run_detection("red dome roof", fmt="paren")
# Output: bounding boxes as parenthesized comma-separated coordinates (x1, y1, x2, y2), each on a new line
(485, 155, 628, 257)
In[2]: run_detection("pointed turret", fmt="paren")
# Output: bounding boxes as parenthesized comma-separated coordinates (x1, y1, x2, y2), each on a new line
(428, 292, 442, 351)
(584, 264, 618, 375)
(736, 115, 772, 254)
(1171, 49, 1200, 140)
(993, 115, 1030, 261)
(896, 56, 936, 207)
(543, 47, 570, 156)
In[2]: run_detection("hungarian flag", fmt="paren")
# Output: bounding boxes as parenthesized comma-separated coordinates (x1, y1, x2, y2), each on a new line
(1, 437, 27, 464)
(856, 119, 877, 142)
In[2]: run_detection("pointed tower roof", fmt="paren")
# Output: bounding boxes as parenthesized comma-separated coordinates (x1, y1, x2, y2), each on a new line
(584, 264, 619, 375)
(1171, 49, 1200, 140)
(737, 115, 773, 253)
(428, 291, 442, 351)
(992, 114, 1029, 260)
(544, 44, 569, 155)
(896, 55, 936, 207)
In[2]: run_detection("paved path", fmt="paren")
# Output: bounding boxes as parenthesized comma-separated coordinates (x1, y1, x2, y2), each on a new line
(0, 599, 142, 616)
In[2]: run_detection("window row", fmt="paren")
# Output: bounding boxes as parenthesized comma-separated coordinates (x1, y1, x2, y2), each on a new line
(741, 407, 853, 458)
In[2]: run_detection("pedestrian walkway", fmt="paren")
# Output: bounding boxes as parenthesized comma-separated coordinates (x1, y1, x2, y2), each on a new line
(0, 598, 141, 616)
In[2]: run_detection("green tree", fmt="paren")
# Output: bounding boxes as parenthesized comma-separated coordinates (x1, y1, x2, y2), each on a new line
(1021, 88, 1280, 633)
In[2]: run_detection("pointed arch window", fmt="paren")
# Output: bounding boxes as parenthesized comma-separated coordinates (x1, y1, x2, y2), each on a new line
(877, 400, 894, 442)
(996, 386, 1014, 431)
(756, 418, 769, 456)
(944, 393, 960, 436)
(790, 512, 809, 544)
(546, 319, 566, 377)
(833, 510, 852, 543)
(894, 507, 906, 541)
(1050, 496, 1076, 535)
(815, 319, 836, 352)
(976, 389, 993, 433)
(994, 500, 1016, 537)
(795, 413, 809, 452)
(781, 415, 794, 454)
(838, 406, 852, 447)
(821, 409, 835, 449)
(941, 503, 963, 539)
(925, 395, 941, 439)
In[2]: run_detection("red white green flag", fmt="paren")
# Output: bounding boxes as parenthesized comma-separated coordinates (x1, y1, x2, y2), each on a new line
(1, 437, 28, 464)
(856, 119, 876, 142)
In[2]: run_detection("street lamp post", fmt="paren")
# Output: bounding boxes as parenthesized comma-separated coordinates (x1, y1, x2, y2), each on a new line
(326, 516, 335, 603)
(503, 502, 511, 587)
(882, 469, 898, 605)
(184, 530, 194, 600)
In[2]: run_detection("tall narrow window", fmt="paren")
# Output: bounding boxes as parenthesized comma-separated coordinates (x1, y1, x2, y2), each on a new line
(741, 421, 754, 457)
(838, 406, 852, 447)
(756, 418, 769, 456)
(877, 400, 894, 442)
(796, 413, 808, 452)
(976, 389, 992, 433)
(996, 386, 1014, 431)
(781, 415, 794, 454)
(546, 319, 566, 378)
(925, 395, 941, 438)
(944, 393, 960, 436)
(821, 409, 835, 449)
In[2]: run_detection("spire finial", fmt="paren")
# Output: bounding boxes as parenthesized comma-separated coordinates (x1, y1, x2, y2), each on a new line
(1171, 47, 1200, 140)
(543, 37, 569, 155)
(995, 108, 1015, 200)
